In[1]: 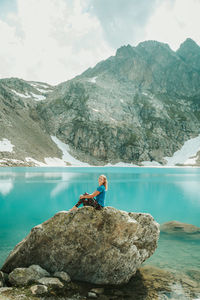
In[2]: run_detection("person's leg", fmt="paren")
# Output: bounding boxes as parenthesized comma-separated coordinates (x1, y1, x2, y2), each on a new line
(88, 198, 103, 210)
(76, 193, 90, 207)
(70, 194, 103, 211)
(71, 193, 90, 210)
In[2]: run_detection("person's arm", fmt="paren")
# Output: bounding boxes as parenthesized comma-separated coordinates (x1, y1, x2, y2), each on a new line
(80, 190, 100, 199)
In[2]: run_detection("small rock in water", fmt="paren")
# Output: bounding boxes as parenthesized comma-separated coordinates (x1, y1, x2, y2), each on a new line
(54, 271, 71, 282)
(30, 284, 48, 295)
(160, 221, 200, 239)
(37, 277, 64, 289)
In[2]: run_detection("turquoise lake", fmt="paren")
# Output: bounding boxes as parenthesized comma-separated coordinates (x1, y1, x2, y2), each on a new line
(0, 167, 200, 276)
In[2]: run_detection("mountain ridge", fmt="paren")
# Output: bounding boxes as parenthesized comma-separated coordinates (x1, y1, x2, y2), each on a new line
(0, 38, 200, 167)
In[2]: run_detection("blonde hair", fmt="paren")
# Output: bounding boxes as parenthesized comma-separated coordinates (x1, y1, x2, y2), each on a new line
(99, 174, 108, 191)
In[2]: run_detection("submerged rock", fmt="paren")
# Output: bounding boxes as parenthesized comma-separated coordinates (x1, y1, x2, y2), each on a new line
(1, 207, 159, 285)
(160, 221, 200, 238)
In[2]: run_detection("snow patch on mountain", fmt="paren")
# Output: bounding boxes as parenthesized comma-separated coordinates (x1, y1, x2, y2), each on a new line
(25, 157, 46, 166)
(0, 138, 14, 152)
(29, 82, 52, 89)
(51, 136, 90, 166)
(92, 108, 99, 112)
(141, 161, 161, 166)
(105, 161, 138, 167)
(30, 92, 46, 101)
(44, 157, 67, 166)
(184, 155, 199, 165)
(88, 76, 97, 83)
(164, 134, 200, 165)
(25, 157, 65, 167)
(11, 89, 47, 100)
(11, 90, 30, 98)
(36, 88, 49, 93)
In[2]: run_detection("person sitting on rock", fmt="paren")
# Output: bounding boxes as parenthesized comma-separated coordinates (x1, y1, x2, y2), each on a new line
(70, 174, 108, 211)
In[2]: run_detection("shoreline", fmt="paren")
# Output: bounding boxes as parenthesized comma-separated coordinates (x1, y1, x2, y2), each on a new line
(0, 165, 200, 168)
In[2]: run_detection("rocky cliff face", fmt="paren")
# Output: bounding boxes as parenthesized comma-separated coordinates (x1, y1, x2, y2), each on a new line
(36, 39, 200, 165)
(1, 38, 200, 166)
(0, 78, 62, 166)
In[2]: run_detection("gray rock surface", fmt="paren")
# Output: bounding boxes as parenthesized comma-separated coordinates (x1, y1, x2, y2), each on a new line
(88, 291, 97, 298)
(37, 39, 200, 166)
(0, 271, 5, 287)
(8, 265, 50, 286)
(1, 207, 159, 285)
(90, 287, 104, 294)
(0, 78, 61, 167)
(54, 271, 71, 283)
(30, 284, 48, 295)
(37, 277, 64, 289)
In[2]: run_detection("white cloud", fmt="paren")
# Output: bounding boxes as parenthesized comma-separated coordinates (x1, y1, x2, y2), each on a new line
(0, 0, 199, 84)
(0, 0, 113, 85)
(144, 0, 200, 50)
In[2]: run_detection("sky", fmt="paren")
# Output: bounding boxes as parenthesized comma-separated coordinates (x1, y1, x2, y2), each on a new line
(0, 0, 199, 85)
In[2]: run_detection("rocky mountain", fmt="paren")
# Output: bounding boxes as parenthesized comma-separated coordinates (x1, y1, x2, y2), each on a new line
(0, 38, 200, 166)
(0, 78, 62, 166)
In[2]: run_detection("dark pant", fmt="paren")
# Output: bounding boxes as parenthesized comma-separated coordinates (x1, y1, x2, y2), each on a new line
(75, 193, 103, 210)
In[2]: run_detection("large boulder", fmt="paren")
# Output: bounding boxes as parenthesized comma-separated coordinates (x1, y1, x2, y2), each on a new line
(1, 207, 159, 285)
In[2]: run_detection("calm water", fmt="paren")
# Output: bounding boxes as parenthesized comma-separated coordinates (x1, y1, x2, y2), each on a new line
(0, 167, 200, 275)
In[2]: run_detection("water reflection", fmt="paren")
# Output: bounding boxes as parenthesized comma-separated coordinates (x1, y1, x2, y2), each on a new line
(50, 173, 79, 198)
(0, 179, 13, 196)
(175, 181, 200, 206)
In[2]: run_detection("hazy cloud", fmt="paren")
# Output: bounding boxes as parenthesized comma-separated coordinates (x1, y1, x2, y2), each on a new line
(0, 0, 113, 84)
(145, 0, 200, 50)
(0, 0, 199, 84)
(89, 0, 160, 48)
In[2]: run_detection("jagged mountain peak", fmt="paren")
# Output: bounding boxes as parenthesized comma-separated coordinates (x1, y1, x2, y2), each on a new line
(177, 38, 200, 52)
(137, 39, 171, 50)
(115, 44, 135, 58)
(115, 40, 172, 59)
(176, 38, 200, 73)
(136, 40, 174, 58)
